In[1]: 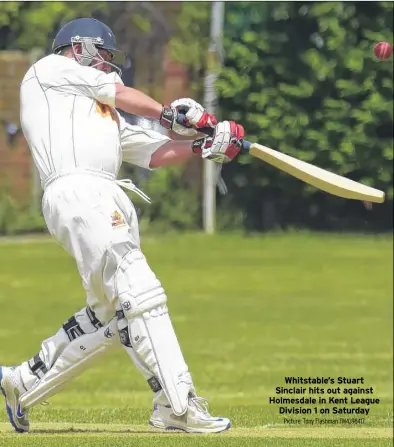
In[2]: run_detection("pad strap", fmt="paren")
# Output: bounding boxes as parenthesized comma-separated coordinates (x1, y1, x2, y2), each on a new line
(86, 306, 103, 329)
(28, 354, 48, 380)
(62, 316, 85, 342)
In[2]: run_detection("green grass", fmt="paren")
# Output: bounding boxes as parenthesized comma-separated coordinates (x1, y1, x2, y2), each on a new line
(0, 232, 392, 446)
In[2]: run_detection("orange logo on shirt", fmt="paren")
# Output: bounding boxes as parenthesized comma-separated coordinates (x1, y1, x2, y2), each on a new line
(111, 210, 125, 227)
(96, 102, 120, 127)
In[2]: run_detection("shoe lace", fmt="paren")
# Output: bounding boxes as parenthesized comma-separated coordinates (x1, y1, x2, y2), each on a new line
(177, 372, 193, 387)
(190, 396, 210, 416)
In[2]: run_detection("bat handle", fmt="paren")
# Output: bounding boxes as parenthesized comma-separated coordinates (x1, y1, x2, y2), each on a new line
(176, 114, 251, 153)
(241, 140, 251, 152)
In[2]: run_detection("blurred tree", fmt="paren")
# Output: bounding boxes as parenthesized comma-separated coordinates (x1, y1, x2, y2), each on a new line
(170, 1, 393, 231)
(169, 2, 211, 100)
(219, 1, 393, 231)
(105, 2, 178, 96)
(0, 2, 108, 51)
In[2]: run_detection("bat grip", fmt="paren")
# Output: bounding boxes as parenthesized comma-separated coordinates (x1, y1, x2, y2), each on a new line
(176, 114, 251, 152)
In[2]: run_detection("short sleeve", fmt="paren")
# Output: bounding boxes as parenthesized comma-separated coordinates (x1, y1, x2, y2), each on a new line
(35, 54, 123, 107)
(118, 113, 170, 170)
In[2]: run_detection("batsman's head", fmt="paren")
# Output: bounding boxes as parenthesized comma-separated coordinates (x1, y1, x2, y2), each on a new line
(52, 18, 124, 75)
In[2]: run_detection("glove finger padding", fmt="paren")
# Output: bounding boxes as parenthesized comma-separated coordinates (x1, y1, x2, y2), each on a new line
(225, 121, 244, 160)
(192, 121, 244, 164)
(186, 106, 217, 129)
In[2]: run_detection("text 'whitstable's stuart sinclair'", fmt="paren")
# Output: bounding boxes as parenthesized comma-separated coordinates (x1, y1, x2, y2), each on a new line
(269, 376, 380, 425)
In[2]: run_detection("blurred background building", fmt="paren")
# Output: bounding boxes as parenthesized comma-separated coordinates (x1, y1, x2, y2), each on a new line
(0, 1, 392, 235)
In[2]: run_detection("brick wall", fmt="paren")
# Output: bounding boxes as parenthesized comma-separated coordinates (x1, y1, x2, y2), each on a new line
(0, 52, 32, 204)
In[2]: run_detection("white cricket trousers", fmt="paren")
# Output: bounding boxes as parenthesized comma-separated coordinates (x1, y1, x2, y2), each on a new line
(42, 172, 141, 324)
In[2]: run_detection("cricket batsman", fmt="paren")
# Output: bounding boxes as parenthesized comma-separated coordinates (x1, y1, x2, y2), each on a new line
(0, 18, 244, 433)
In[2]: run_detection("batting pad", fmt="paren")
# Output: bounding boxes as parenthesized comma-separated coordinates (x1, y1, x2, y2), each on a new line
(19, 319, 118, 410)
(116, 249, 192, 416)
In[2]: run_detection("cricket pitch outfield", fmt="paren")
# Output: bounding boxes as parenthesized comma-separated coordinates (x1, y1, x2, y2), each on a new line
(0, 232, 392, 446)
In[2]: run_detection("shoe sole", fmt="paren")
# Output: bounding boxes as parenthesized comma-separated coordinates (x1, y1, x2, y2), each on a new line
(149, 419, 231, 434)
(0, 367, 26, 433)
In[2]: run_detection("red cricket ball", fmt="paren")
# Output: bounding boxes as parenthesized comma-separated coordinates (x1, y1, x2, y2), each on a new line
(374, 41, 392, 60)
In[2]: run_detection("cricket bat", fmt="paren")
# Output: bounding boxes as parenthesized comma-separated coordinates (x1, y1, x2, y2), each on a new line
(178, 114, 385, 204)
(243, 141, 385, 203)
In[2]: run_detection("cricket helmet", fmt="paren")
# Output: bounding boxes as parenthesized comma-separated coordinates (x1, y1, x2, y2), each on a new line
(52, 18, 124, 74)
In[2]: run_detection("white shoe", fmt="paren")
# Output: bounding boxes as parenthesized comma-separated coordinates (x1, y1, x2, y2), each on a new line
(0, 366, 29, 433)
(149, 394, 231, 433)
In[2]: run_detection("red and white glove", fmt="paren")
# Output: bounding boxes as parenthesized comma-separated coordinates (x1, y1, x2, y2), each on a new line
(159, 98, 217, 136)
(191, 121, 244, 164)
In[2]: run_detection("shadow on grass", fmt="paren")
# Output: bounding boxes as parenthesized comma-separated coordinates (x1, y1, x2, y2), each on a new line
(30, 428, 193, 435)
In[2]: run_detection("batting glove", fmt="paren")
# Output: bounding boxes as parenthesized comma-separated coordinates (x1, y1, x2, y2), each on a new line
(160, 98, 217, 137)
(191, 121, 244, 164)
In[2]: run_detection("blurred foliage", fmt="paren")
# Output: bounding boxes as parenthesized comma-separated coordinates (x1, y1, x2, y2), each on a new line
(0, 2, 108, 50)
(0, 196, 46, 235)
(171, 1, 393, 231)
(169, 2, 211, 100)
(128, 166, 201, 233)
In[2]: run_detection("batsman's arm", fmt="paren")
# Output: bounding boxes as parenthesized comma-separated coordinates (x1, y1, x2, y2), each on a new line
(149, 140, 196, 168)
(115, 84, 163, 119)
(119, 116, 195, 169)
(114, 86, 216, 136)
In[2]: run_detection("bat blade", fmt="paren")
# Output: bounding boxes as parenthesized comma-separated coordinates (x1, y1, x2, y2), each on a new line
(249, 143, 385, 203)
